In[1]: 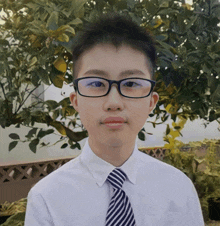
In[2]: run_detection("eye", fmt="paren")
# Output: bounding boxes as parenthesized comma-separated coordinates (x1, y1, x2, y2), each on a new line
(123, 81, 141, 87)
(87, 81, 105, 87)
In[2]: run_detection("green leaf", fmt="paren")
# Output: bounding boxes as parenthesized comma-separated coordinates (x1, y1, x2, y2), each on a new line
(64, 106, 76, 116)
(211, 84, 220, 103)
(37, 129, 54, 138)
(29, 57, 38, 67)
(158, 0, 170, 7)
(158, 8, 179, 15)
(0, 212, 25, 225)
(15, 124, 20, 128)
(157, 40, 173, 51)
(194, 157, 205, 164)
(9, 141, 18, 151)
(76, 143, 81, 150)
(72, 0, 87, 18)
(25, 128, 38, 139)
(0, 117, 6, 128)
(177, 14, 185, 33)
(145, 1, 158, 15)
(162, 115, 169, 122)
(6, 91, 19, 99)
(46, 11, 59, 30)
(127, 0, 136, 9)
(31, 110, 44, 117)
(52, 109, 60, 120)
(45, 100, 59, 110)
(208, 52, 219, 60)
(29, 139, 39, 153)
(202, 64, 211, 74)
(68, 18, 83, 26)
(185, 15, 198, 30)
(166, 124, 170, 135)
(49, 65, 64, 88)
(0, 99, 3, 110)
(31, 72, 40, 86)
(138, 131, 145, 141)
(61, 143, 68, 148)
(189, 40, 203, 49)
(59, 97, 71, 107)
(171, 61, 179, 70)
(108, 0, 116, 5)
(156, 35, 168, 41)
(209, 110, 216, 122)
(212, 3, 220, 18)
(50, 121, 66, 135)
(64, 25, 75, 35)
(75, 142, 81, 150)
(58, 38, 75, 53)
(70, 142, 81, 150)
(0, 39, 9, 46)
(0, 63, 5, 75)
(115, 0, 127, 10)
(37, 68, 51, 85)
(174, 126, 181, 130)
(37, 129, 44, 138)
(9, 133, 20, 140)
(211, 42, 220, 53)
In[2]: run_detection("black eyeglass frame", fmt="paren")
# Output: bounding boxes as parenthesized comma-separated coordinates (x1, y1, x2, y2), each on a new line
(73, 76, 156, 99)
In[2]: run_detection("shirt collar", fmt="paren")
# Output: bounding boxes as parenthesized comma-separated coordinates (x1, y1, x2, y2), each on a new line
(80, 138, 140, 187)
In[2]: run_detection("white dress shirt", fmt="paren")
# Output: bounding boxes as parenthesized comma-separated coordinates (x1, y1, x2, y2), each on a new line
(25, 138, 205, 226)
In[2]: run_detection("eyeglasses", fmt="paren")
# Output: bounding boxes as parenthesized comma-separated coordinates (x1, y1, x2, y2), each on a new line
(73, 76, 156, 98)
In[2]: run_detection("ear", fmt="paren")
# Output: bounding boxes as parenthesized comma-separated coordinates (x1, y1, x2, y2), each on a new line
(149, 92, 159, 112)
(70, 91, 79, 112)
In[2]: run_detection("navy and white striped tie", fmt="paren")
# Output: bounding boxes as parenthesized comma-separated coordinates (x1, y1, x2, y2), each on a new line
(105, 168, 136, 226)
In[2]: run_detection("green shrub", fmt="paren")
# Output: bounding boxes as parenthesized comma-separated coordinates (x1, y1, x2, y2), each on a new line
(0, 198, 27, 226)
(162, 139, 220, 222)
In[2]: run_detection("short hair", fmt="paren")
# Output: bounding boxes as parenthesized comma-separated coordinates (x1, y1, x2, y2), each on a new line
(71, 11, 156, 81)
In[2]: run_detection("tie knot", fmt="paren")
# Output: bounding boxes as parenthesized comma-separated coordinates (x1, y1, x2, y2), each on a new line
(107, 168, 127, 190)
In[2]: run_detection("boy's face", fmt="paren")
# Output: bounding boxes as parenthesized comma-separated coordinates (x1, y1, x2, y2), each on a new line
(70, 43, 159, 148)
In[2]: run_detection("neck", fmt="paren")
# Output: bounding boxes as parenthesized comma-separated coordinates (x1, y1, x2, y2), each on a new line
(88, 137, 135, 167)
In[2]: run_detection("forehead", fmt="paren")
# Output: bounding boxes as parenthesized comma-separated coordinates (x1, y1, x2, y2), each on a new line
(75, 43, 152, 79)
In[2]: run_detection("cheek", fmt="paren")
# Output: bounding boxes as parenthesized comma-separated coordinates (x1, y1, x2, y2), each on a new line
(78, 101, 100, 127)
(129, 102, 151, 125)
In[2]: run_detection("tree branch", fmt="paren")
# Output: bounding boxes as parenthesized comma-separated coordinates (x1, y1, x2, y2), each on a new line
(0, 82, 13, 122)
(15, 85, 40, 114)
(0, 82, 7, 100)
(31, 84, 50, 102)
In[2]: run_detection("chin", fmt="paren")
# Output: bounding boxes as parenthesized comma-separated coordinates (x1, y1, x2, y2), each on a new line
(106, 137, 124, 147)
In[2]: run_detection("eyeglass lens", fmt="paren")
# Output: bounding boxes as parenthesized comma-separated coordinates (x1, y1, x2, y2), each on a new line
(77, 78, 152, 97)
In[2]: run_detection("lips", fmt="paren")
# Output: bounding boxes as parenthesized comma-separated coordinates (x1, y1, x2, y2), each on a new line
(103, 117, 125, 124)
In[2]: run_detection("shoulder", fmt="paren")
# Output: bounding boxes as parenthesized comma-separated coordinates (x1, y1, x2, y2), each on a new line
(136, 150, 192, 187)
(29, 155, 86, 195)
(135, 151, 197, 203)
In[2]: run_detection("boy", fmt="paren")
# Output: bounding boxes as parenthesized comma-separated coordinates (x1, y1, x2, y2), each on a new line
(25, 12, 204, 225)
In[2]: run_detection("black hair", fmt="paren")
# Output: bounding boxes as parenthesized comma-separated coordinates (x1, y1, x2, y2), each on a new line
(71, 11, 156, 80)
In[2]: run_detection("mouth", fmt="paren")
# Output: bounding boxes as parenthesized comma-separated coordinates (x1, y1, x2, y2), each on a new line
(102, 117, 127, 129)
(103, 122, 125, 129)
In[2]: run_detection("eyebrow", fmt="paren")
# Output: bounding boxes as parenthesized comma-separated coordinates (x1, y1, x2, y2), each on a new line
(83, 69, 146, 78)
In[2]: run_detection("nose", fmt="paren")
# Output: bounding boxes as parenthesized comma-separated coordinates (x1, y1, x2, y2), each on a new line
(103, 84, 124, 111)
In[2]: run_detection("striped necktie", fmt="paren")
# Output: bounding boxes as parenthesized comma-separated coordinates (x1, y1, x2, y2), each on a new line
(105, 168, 136, 226)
